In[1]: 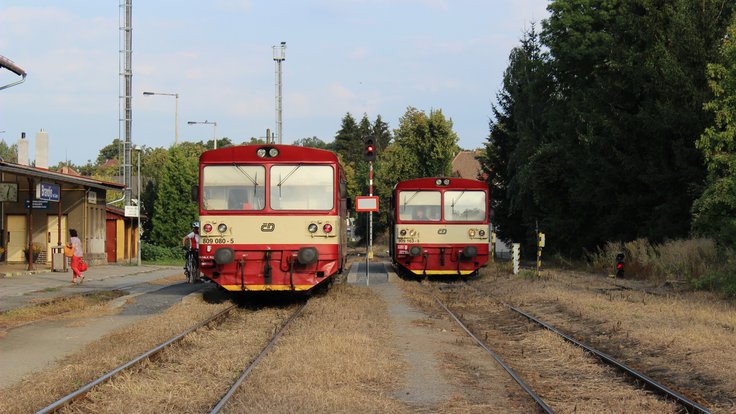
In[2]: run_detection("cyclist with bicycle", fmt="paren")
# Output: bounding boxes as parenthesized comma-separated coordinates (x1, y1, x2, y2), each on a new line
(181, 221, 201, 283)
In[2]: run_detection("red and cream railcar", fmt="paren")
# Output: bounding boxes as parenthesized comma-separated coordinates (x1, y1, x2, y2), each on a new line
(389, 177, 489, 277)
(196, 145, 348, 291)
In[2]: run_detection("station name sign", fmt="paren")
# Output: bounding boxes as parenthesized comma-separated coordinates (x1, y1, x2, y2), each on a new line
(36, 182, 60, 202)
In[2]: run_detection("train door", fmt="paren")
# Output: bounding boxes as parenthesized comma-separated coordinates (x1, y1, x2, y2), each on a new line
(46, 215, 68, 262)
(7, 215, 26, 262)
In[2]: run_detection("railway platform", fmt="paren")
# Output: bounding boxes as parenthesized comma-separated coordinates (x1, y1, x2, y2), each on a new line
(0, 263, 187, 313)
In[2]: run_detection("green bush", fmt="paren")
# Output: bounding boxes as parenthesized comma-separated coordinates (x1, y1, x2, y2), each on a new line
(141, 242, 182, 262)
(690, 270, 736, 298)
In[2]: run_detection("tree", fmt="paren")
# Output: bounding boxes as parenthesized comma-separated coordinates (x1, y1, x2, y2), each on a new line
(393, 107, 459, 178)
(149, 142, 205, 246)
(96, 139, 123, 164)
(0, 140, 18, 163)
(372, 115, 392, 154)
(693, 19, 736, 245)
(334, 113, 361, 167)
(293, 136, 330, 149)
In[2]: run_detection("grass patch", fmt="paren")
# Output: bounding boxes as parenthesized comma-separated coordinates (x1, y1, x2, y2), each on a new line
(0, 291, 127, 331)
(584, 238, 736, 295)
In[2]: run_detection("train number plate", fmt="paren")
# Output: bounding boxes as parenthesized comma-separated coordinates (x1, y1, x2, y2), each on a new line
(201, 237, 234, 244)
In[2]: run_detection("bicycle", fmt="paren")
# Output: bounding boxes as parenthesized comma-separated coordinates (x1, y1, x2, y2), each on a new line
(183, 247, 199, 284)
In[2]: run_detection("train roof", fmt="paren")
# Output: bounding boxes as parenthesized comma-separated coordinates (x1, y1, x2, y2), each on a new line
(200, 144, 340, 164)
(393, 177, 488, 191)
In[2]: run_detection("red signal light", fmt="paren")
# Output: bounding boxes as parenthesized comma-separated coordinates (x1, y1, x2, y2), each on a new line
(323, 223, 333, 233)
(616, 263, 623, 269)
(203, 223, 213, 233)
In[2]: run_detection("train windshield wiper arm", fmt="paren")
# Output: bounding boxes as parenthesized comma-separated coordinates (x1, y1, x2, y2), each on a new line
(451, 191, 466, 212)
(234, 164, 259, 187)
(402, 191, 420, 209)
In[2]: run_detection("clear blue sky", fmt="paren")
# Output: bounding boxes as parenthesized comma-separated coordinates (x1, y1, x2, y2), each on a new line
(0, 0, 550, 166)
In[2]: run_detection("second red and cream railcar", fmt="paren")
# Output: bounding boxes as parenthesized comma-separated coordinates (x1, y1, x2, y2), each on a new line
(389, 177, 489, 278)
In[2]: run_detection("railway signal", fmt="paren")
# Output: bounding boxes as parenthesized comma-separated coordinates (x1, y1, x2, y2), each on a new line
(364, 139, 375, 162)
(615, 253, 625, 278)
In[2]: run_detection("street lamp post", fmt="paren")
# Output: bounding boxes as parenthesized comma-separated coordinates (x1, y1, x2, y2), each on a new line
(133, 145, 142, 266)
(188, 120, 218, 149)
(143, 91, 179, 145)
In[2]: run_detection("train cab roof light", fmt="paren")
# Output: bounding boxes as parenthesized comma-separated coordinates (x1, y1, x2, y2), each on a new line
(256, 148, 267, 158)
(435, 179, 442, 186)
(443, 178, 450, 185)
(268, 148, 279, 157)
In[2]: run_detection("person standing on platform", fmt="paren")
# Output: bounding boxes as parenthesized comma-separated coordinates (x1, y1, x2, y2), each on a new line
(68, 229, 84, 284)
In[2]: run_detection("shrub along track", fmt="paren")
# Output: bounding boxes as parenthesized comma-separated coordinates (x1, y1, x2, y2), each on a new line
(402, 280, 683, 413)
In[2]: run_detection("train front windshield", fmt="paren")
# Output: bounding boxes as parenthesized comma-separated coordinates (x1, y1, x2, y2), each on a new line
(202, 164, 334, 211)
(444, 191, 486, 221)
(399, 190, 486, 222)
(270, 165, 334, 210)
(202, 165, 266, 210)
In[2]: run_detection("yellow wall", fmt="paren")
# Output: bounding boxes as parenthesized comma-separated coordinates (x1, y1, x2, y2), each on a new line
(116, 219, 125, 262)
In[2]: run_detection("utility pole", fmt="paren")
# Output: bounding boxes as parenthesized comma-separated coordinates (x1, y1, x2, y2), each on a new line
(273, 42, 286, 144)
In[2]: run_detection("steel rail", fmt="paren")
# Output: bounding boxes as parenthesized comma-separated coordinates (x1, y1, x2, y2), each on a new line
(508, 305, 712, 414)
(209, 301, 308, 413)
(36, 304, 238, 414)
(431, 292, 555, 414)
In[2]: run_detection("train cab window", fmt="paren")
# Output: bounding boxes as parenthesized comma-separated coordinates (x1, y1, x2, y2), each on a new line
(398, 191, 440, 221)
(202, 165, 265, 211)
(444, 190, 486, 221)
(270, 165, 334, 210)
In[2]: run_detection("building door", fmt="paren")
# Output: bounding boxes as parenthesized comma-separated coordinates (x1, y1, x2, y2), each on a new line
(47, 215, 68, 262)
(106, 219, 117, 263)
(7, 215, 27, 263)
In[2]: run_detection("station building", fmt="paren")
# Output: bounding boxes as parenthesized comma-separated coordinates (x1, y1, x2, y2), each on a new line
(0, 132, 139, 270)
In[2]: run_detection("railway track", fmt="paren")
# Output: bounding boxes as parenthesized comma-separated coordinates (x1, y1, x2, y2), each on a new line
(36, 304, 238, 414)
(35, 301, 307, 413)
(209, 301, 307, 413)
(428, 281, 712, 413)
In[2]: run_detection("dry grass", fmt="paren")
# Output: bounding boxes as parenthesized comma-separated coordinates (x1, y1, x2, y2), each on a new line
(427, 281, 680, 413)
(587, 238, 719, 282)
(223, 284, 409, 413)
(0, 295, 232, 413)
(0, 291, 126, 333)
(478, 267, 736, 412)
(147, 273, 188, 285)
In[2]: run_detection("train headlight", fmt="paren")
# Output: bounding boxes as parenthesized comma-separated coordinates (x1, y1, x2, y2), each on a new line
(399, 229, 407, 236)
(409, 229, 417, 237)
(468, 229, 476, 237)
(323, 223, 333, 233)
(203, 223, 213, 233)
(256, 148, 267, 158)
(479, 229, 486, 237)
(217, 223, 228, 233)
(268, 148, 279, 157)
(308, 223, 318, 233)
